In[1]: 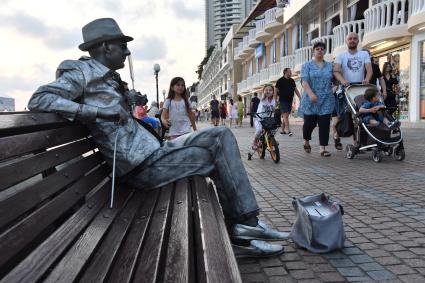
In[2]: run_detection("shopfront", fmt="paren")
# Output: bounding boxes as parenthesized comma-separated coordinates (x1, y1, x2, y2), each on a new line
(375, 46, 411, 121)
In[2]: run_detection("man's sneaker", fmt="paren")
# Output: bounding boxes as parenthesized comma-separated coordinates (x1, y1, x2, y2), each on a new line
(232, 240, 284, 258)
(231, 220, 290, 241)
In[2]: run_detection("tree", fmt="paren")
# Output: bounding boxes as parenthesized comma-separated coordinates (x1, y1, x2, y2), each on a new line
(196, 46, 215, 80)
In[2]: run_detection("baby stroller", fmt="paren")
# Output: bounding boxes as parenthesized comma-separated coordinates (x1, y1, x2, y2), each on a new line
(343, 84, 405, 163)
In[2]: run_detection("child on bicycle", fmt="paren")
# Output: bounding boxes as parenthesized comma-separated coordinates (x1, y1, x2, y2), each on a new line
(252, 85, 276, 150)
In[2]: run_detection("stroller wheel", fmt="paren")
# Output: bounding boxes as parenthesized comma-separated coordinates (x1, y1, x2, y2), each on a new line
(346, 145, 355, 159)
(393, 146, 405, 161)
(384, 147, 393, 156)
(248, 153, 252, 160)
(372, 150, 383, 163)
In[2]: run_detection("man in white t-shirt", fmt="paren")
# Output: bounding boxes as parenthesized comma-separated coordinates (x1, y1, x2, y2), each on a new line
(334, 32, 372, 85)
(333, 32, 372, 148)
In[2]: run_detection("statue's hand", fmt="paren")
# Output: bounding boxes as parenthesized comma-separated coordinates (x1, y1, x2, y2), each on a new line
(97, 106, 128, 124)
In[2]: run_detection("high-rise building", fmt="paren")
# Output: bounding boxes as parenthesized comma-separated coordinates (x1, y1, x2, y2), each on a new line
(0, 94, 15, 112)
(205, 0, 257, 51)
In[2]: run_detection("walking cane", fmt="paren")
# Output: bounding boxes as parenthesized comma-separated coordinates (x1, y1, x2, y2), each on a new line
(110, 55, 136, 209)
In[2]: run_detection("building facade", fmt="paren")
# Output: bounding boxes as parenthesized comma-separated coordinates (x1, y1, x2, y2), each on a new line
(0, 95, 15, 112)
(198, 24, 241, 109)
(205, 0, 258, 50)
(226, 0, 425, 123)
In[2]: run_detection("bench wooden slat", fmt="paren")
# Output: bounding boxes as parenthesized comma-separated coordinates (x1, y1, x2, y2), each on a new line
(208, 179, 242, 283)
(193, 177, 240, 283)
(105, 189, 160, 283)
(0, 113, 68, 138)
(0, 152, 104, 229)
(0, 164, 109, 268)
(132, 185, 174, 283)
(164, 178, 193, 283)
(0, 125, 89, 161)
(78, 190, 143, 282)
(43, 188, 133, 283)
(0, 181, 110, 282)
(0, 138, 95, 192)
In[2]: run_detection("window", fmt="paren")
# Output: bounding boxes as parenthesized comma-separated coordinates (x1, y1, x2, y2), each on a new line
(325, 0, 340, 21)
(280, 34, 284, 57)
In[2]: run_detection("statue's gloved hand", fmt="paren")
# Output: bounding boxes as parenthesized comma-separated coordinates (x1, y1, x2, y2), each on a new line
(126, 90, 148, 107)
(97, 106, 129, 124)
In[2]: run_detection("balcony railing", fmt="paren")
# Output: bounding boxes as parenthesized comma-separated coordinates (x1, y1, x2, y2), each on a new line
(409, 0, 425, 31)
(260, 69, 270, 84)
(269, 62, 283, 81)
(234, 42, 244, 59)
(256, 19, 266, 34)
(333, 20, 365, 52)
(411, 0, 425, 14)
(281, 55, 295, 70)
(247, 76, 253, 90)
(248, 28, 258, 47)
(242, 35, 252, 53)
(254, 73, 261, 87)
(311, 35, 334, 55)
(265, 7, 278, 26)
(365, 0, 408, 33)
(294, 46, 313, 70)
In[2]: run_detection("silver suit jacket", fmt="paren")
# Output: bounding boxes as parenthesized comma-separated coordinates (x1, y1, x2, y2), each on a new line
(28, 56, 161, 176)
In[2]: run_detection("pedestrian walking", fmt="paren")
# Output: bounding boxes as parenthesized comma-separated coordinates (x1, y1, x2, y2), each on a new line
(275, 68, 301, 136)
(161, 77, 197, 139)
(299, 41, 335, 157)
(229, 98, 237, 128)
(382, 62, 399, 115)
(210, 95, 220, 126)
(237, 95, 244, 127)
(220, 101, 227, 125)
(333, 32, 373, 148)
(250, 92, 260, 127)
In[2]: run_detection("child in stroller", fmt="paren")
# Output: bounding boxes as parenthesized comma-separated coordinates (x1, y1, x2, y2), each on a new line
(359, 88, 400, 129)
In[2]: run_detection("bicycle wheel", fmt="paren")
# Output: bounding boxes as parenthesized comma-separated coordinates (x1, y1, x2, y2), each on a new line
(268, 136, 280, 163)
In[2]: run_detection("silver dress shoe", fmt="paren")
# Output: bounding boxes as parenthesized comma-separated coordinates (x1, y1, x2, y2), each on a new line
(233, 240, 284, 258)
(232, 220, 290, 241)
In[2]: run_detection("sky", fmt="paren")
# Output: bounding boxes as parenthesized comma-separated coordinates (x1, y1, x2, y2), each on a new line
(0, 0, 205, 110)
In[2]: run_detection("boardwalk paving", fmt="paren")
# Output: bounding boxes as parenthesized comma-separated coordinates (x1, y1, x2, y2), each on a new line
(199, 119, 425, 282)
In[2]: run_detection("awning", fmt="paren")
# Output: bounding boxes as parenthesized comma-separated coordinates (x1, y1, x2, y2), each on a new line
(236, 0, 277, 35)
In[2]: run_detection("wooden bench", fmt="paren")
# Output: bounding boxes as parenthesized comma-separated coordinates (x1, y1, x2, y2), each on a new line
(0, 112, 241, 282)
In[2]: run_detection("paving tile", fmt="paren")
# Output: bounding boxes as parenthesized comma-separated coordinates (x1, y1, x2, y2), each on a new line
(264, 266, 289, 276)
(386, 264, 417, 275)
(241, 273, 267, 283)
(289, 269, 315, 280)
(318, 272, 346, 282)
(399, 274, 425, 283)
(329, 258, 356, 268)
(367, 270, 397, 280)
(336, 267, 365, 277)
(349, 254, 374, 264)
(358, 262, 385, 271)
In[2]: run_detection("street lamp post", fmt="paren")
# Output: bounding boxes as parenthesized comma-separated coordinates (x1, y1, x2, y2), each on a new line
(154, 64, 160, 104)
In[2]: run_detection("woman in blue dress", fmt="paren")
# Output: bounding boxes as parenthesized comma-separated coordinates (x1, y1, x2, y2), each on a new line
(299, 41, 335, 156)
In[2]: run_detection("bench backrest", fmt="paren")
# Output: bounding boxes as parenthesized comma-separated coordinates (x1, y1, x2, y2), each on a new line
(0, 112, 110, 276)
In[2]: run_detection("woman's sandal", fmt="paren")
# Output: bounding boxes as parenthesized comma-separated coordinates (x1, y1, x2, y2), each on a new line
(334, 138, 343, 150)
(320, 151, 331, 157)
(303, 144, 311, 153)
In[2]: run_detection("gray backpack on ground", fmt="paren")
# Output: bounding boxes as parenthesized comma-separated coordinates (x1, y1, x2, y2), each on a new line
(290, 193, 345, 253)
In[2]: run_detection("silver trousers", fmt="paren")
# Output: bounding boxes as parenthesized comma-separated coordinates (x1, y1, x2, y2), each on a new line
(129, 126, 260, 222)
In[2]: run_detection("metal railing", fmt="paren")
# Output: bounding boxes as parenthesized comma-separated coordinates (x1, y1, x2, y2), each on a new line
(311, 35, 334, 54)
(333, 20, 365, 51)
(364, 0, 409, 33)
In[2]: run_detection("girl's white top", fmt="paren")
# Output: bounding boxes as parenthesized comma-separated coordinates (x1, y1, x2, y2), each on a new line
(164, 99, 192, 136)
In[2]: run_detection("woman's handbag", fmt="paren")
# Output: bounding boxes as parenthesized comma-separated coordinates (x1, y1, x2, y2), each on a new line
(336, 111, 354, 137)
(290, 193, 345, 253)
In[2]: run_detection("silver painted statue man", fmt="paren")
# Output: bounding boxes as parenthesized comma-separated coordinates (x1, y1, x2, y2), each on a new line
(28, 18, 289, 257)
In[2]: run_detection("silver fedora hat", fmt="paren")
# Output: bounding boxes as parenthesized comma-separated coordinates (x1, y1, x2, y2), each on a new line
(79, 18, 133, 51)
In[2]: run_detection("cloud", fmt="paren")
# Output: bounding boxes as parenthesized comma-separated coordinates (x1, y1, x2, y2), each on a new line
(0, 12, 80, 50)
(131, 36, 167, 61)
(170, 0, 203, 20)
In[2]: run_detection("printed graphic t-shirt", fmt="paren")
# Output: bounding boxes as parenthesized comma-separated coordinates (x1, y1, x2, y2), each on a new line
(335, 50, 371, 83)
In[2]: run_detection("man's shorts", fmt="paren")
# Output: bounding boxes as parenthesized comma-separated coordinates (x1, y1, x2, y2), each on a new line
(279, 100, 292, 113)
(211, 111, 220, 119)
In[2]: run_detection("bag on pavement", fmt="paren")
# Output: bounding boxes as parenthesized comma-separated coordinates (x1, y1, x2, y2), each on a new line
(290, 193, 345, 253)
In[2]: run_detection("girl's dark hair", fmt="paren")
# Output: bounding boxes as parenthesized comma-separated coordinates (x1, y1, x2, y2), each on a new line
(313, 41, 326, 50)
(230, 99, 234, 105)
(382, 62, 392, 75)
(167, 77, 190, 111)
(364, 88, 378, 101)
